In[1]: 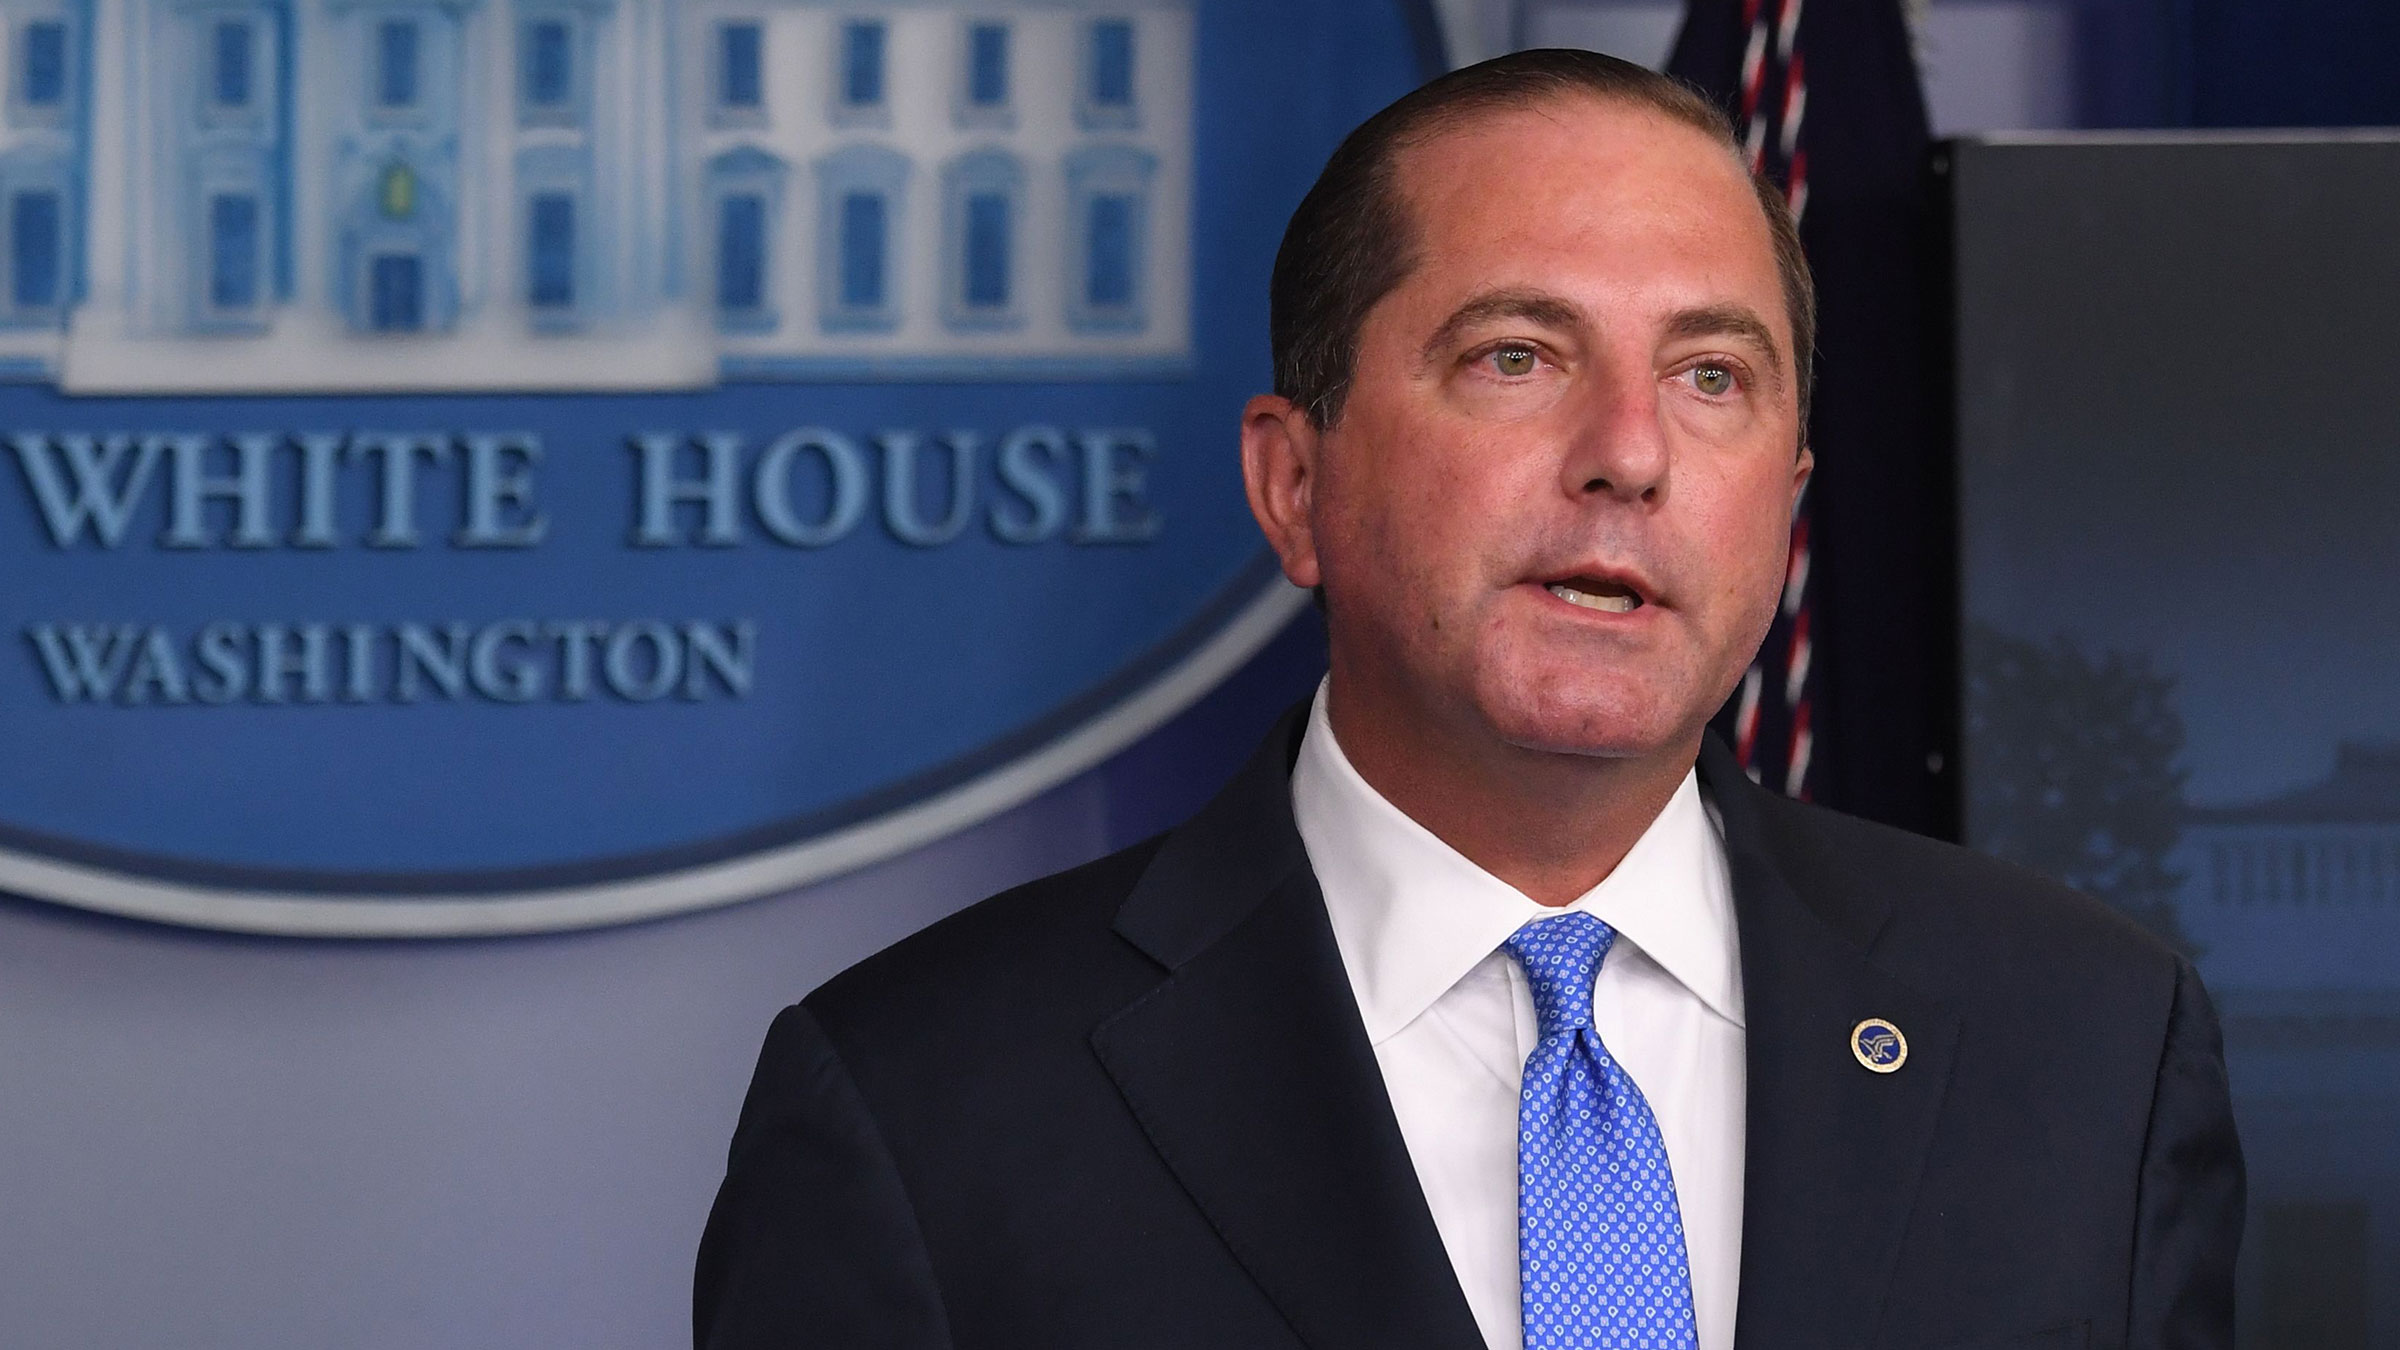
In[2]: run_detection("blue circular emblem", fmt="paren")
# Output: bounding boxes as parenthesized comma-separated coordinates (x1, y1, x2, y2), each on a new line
(1851, 1018, 1908, 1073)
(0, 0, 1442, 935)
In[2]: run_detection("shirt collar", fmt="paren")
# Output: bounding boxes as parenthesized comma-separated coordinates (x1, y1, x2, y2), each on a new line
(1291, 682, 1744, 1045)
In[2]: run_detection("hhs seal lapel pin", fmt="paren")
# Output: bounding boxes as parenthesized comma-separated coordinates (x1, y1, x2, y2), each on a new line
(1851, 1018, 1908, 1073)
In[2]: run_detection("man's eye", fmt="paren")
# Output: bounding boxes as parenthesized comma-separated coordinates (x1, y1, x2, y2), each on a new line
(1488, 346, 1539, 377)
(1691, 364, 1735, 396)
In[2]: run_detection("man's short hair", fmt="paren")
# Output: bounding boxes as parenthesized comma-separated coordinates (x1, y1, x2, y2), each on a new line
(1269, 48, 1816, 435)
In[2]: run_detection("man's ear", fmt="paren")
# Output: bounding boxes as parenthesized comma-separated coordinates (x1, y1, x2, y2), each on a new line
(1792, 441, 1815, 506)
(1241, 394, 1325, 590)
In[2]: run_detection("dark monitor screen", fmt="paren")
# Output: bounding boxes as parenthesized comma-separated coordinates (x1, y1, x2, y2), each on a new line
(1953, 132, 2400, 1341)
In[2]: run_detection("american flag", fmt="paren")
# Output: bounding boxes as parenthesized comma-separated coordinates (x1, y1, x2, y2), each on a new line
(1669, 0, 1938, 816)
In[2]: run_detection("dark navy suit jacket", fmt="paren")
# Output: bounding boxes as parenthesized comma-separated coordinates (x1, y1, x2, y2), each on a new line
(696, 710, 2243, 1349)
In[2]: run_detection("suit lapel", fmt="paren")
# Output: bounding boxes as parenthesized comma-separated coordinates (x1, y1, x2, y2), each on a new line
(1092, 712, 1486, 1350)
(1701, 739, 1961, 1350)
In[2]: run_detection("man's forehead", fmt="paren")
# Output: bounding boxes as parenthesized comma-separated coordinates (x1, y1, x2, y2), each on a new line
(1392, 92, 1755, 210)
(1382, 93, 1785, 329)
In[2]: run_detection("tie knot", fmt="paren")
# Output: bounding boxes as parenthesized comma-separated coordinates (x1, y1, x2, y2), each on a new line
(1502, 911, 1616, 1039)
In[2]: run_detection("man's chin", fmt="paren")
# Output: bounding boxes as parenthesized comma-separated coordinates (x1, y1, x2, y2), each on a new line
(1473, 690, 1698, 765)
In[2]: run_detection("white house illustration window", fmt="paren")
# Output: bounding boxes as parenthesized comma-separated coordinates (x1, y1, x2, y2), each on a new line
(955, 20, 1010, 128)
(1065, 145, 1153, 333)
(213, 20, 249, 104)
(815, 145, 906, 333)
(207, 189, 262, 315)
(841, 195, 882, 301)
(14, 16, 69, 125)
(528, 193, 574, 312)
(20, 20, 63, 100)
(3, 164, 65, 323)
(713, 20, 764, 124)
(709, 146, 785, 333)
(201, 15, 266, 126)
(517, 12, 587, 127)
(942, 151, 1021, 331)
(515, 136, 587, 329)
(375, 20, 419, 111)
(368, 255, 415, 328)
(831, 18, 887, 126)
(719, 194, 764, 310)
(1078, 18, 1137, 130)
(968, 24, 1007, 104)
(12, 191, 57, 308)
(966, 198, 1007, 303)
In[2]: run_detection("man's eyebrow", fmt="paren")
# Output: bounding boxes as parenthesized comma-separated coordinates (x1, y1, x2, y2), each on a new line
(1420, 289, 1587, 361)
(1664, 304, 1787, 383)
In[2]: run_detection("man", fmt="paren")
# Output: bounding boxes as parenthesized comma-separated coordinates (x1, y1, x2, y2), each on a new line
(697, 50, 2242, 1350)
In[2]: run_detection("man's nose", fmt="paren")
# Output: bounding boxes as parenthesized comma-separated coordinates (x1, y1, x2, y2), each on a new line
(1558, 364, 1669, 505)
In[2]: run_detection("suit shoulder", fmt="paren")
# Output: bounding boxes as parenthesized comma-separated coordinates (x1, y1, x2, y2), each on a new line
(801, 833, 1168, 1039)
(1751, 790, 2185, 991)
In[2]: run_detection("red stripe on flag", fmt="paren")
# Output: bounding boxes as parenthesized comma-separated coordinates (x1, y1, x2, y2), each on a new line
(1785, 699, 1813, 799)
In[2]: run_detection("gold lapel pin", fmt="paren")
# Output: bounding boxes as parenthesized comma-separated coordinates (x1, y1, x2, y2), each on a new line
(1851, 1018, 1907, 1073)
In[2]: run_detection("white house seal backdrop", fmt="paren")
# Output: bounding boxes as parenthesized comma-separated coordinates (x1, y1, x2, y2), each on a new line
(0, 0, 1442, 935)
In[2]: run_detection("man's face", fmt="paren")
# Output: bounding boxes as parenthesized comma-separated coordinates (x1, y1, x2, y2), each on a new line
(1271, 96, 1809, 764)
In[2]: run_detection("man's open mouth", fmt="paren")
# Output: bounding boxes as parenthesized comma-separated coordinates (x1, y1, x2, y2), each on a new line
(1544, 576, 1645, 614)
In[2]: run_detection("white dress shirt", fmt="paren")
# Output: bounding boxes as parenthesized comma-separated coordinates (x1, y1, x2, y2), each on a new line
(1290, 686, 1746, 1350)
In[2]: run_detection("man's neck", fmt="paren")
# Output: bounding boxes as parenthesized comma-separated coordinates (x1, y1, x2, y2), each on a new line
(1323, 681, 1699, 909)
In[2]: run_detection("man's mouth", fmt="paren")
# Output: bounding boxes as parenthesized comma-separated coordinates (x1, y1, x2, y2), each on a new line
(1544, 576, 1645, 614)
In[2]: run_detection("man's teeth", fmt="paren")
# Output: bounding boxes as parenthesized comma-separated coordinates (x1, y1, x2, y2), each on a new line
(1547, 582, 1639, 613)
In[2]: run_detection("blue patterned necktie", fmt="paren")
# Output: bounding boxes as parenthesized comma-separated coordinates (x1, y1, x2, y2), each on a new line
(1504, 912, 1699, 1349)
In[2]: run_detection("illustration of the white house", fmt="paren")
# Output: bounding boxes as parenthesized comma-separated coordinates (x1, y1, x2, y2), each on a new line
(0, 0, 1192, 391)
(2169, 740, 2400, 1336)
(2175, 740, 2400, 987)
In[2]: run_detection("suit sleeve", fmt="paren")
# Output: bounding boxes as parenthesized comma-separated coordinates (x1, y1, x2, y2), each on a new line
(695, 1004, 954, 1350)
(2126, 957, 2246, 1350)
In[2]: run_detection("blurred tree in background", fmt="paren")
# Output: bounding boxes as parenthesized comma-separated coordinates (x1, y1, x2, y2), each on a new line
(1965, 623, 2192, 954)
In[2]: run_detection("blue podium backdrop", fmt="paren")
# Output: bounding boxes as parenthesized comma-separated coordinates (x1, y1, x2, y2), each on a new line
(0, 0, 1438, 935)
